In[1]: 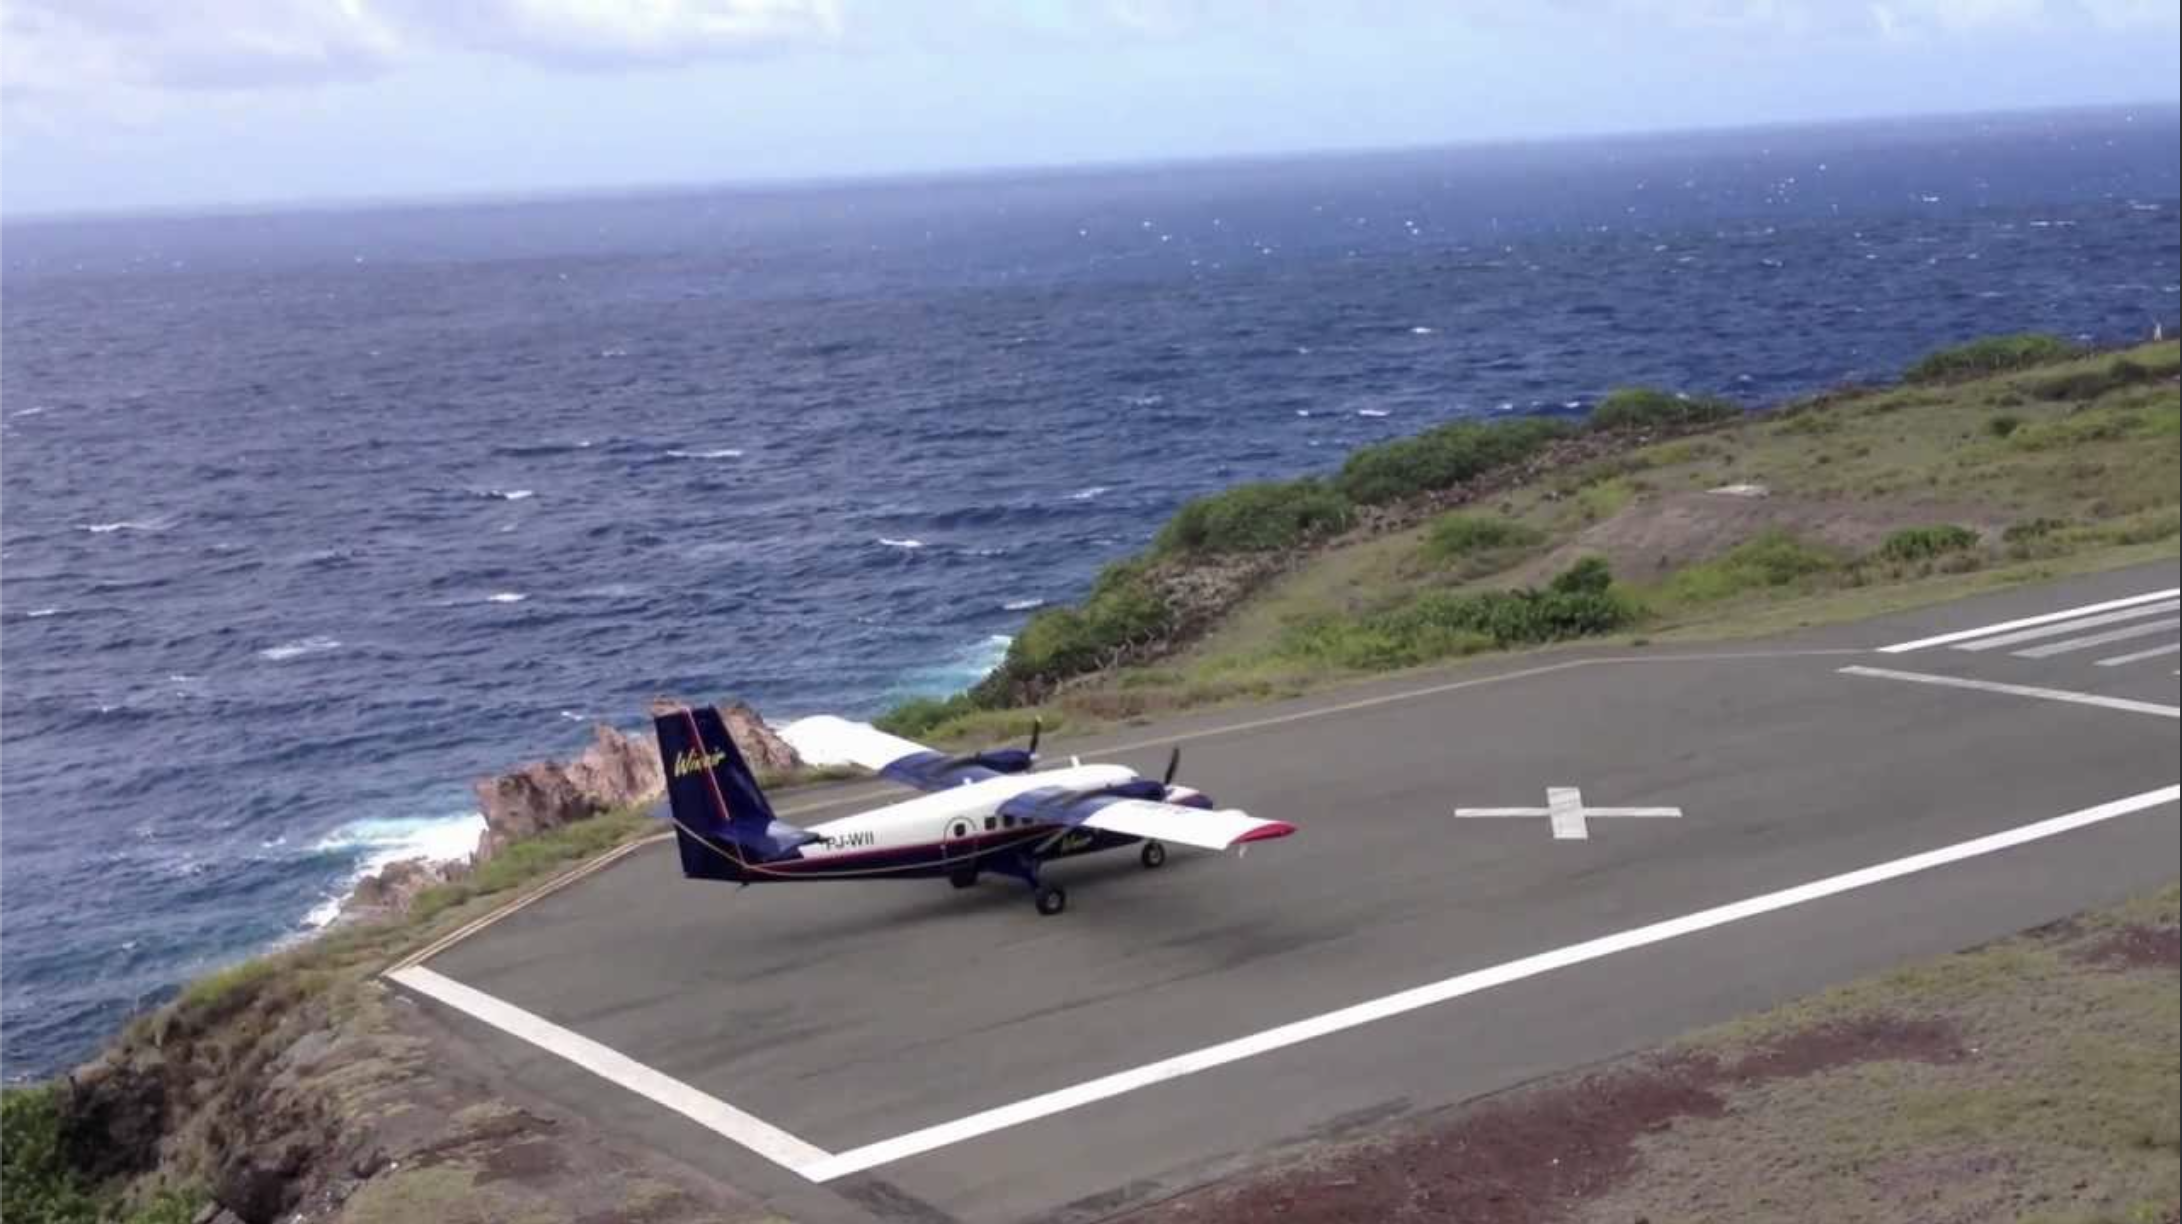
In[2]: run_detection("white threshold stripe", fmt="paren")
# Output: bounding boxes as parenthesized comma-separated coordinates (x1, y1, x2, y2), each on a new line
(388, 965, 835, 1174)
(2099, 642, 2182, 668)
(1838, 665, 2182, 719)
(801, 783, 2179, 1183)
(1953, 600, 2180, 652)
(2014, 617, 2180, 659)
(1877, 588, 2181, 653)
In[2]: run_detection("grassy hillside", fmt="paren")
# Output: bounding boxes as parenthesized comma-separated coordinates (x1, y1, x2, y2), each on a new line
(890, 335, 2180, 745)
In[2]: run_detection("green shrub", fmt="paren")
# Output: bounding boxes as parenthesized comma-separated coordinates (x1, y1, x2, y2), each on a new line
(1662, 531, 1845, 605)
(1419, 514, 1545, 567)
(1386, 583, 1637, 647)
(1551, 556, 1615, 596)
(972, 559, 1175, 700)
(1987, 413, 2023, 439)
(875, 693, 980, 740)
(1587, 387, 1742, 433)
(1878, 524, 1982, 563)
(1904, 334, 2079, 383)
(1335, 418, 1569, 506)
(1155, 479, 1351, 556)
(1277, 559, 1640, 672)
(2, 1085, 97, 1223)
(2025, 357, 2155, 403)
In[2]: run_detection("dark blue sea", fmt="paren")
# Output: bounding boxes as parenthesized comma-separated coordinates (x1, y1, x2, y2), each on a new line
(3, 106, 2178, 1079)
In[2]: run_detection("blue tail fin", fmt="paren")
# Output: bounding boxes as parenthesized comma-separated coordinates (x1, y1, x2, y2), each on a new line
(652, 703, 812, 879)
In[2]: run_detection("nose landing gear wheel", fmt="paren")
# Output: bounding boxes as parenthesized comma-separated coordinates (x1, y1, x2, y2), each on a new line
(1139, 840, 1168, 870)
(1034, 885, 1068, 916)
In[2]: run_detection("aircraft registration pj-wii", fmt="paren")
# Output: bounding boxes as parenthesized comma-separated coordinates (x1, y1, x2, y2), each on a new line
(651, 703, 1297, 915)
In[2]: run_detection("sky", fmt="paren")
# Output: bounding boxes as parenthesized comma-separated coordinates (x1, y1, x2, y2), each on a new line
(2, 1, 2178, 219)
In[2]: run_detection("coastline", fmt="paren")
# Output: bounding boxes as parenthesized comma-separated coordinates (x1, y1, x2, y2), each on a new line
(4, 328, 2175, 1224)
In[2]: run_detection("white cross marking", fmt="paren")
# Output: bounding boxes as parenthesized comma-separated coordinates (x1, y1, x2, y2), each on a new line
(1455, 786, 1683, 840)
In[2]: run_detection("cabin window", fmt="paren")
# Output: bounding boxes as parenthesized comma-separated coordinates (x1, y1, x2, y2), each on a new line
(984, 816, 997, 831)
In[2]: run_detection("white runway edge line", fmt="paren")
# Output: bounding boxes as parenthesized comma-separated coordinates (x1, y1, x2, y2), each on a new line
(386, 965, 836, 1175)
(1954, 600, 2180, 652)
(799, 783, 2179, 1183)
(1839, 665, 2182, 719)
(1877, 587, 2180, 653)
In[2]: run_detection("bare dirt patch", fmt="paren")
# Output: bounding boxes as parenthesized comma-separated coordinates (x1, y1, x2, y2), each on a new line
(1115, 1017, 1962, 1224)
(2074, 923, 2182, 971)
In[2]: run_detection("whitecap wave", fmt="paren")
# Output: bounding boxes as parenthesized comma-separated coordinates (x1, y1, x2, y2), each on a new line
(878, 537, 926, 550)
(578, 582, 646, 599)
(665, 448, 745, 460)
(1410, 325, 1436, 335)
(78, 517, 173, 535)
(485, 488, 535, 501)
(302, 810, 487, 929)
(1002, 598, 1046, 611)
(25, 607, 62, 618)
(1067, 486, 1110, 501)
(1356, 408, 1392, 418)
(486, 592, 527, 604)
(259, 635, 341, 662)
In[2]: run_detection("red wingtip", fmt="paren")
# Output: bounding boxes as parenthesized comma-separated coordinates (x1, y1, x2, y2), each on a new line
(1234, 821, 1298, 845)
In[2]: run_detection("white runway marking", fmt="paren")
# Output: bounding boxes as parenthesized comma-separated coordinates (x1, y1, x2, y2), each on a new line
(2098, 642, 2182, 668)
(799, 784, 2178, 1182)
(1456, 786, 1683, 840)
(387, 965, 835, 1176)
(2012, 617, 2180, 659)
(1877, 588, 2180, 653)
(1951, 599, 2179, 652)
(1839, 665, 2181, 719)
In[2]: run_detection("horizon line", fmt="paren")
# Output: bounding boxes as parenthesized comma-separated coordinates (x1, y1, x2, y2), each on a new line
(5, 96, 2176, 230)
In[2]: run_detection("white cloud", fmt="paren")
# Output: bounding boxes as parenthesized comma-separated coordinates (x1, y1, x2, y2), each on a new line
(3, 1, 399, 101)
(380, 0, 844, 70)
(0, 0, 845, 110)
(3, 0, 2172, 117)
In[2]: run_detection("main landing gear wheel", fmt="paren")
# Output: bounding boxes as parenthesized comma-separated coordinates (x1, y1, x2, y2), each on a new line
(1034, 885, 1068, 916)
(949, 866, 979, 889)
(1139, 840, 1168, 870)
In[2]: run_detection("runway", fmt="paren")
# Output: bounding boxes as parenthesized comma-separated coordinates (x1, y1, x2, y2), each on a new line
(388, 560, 2180, 1224)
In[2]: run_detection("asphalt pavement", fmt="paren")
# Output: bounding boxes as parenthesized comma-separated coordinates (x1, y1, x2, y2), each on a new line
(393, 559, 2181, 1224)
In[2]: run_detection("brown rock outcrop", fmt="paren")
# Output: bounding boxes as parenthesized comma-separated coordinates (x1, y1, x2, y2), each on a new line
(468, 703, 802, 865)
(717, 700, 802, 777)
(471, 722, 666, 863)
(334, 857, 470, 925)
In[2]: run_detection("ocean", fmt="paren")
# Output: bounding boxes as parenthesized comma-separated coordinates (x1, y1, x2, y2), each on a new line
(2, 105, 2177, 1080)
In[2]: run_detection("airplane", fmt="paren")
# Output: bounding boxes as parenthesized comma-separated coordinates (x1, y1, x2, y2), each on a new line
(650, 702, 1296, 915)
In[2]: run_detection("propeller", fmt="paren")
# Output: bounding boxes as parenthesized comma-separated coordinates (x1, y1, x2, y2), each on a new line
(968, 717, 1043, 775)
(1162, 746, 1180, 788)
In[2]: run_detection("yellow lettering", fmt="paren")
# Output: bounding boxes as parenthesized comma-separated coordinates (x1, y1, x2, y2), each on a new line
(673, 747, 727, 778)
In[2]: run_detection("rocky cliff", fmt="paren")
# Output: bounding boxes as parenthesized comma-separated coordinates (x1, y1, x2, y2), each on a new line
(334, 701, 806, 926)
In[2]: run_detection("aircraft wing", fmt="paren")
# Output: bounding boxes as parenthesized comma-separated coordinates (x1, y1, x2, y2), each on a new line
(778, 715, 933, 772)
(999, 789, 1296, 852)
(776, 715, 1003, 792)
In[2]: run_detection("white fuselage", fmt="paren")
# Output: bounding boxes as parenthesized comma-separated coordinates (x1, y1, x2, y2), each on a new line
(794, 763, 1136, 859)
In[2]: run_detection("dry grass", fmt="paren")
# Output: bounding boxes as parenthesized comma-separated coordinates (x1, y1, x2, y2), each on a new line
(1578, 886, 2181, 1224)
